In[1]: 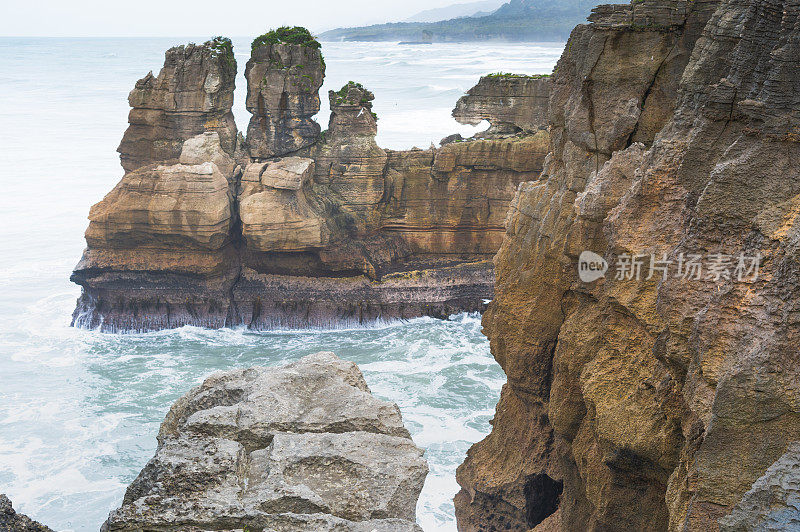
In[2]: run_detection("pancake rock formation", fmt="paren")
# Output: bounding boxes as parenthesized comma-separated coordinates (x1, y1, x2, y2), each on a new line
(117, 37, 238, 173)
(71, 27, 552, 331)
(455, 0, 800, 531)
(101, 352, 428, 531)
(453, 74, 552, 138)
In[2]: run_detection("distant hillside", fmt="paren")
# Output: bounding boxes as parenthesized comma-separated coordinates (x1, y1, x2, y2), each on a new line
(320, 0, 605, 42)
(404, 0, 507, 23)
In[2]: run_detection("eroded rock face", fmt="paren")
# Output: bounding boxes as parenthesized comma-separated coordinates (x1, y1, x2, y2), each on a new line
(102, 352, 427, 532)
(72, 35, 551, 331)
(245, 42, 325, 158)
(239, 156, 324, 254)
(456, 0, 800, 531)
(719, 442, 800, 531)
(71, 132, 239, 331)
(382, 133, 550, 256)
(0, 495, 53, 532)
(118, 39, 237, 173)
(453, 75, 552, 137)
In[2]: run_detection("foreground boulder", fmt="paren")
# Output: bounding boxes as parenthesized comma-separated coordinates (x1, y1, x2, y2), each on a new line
(0, 495, 53, 532)
(103, 352, 427, 531)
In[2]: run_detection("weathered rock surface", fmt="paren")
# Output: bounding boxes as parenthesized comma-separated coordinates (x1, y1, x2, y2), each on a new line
(71, 131, 238, 331)
(719, 442, 800, 531)
(382, 133, 550, 256)
(245, 42, 325, 158)
(453, 75, 552, 137)
(239, 157, 324, 253)
(456, 0, 800, 531)
(0, 495, 53, 532)
(103, 352, 427, 531)
(72, 32, 550, 331)
(118, 38, 237, 173)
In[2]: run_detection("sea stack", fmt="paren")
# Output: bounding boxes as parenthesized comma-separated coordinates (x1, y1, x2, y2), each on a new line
(70, 27, 552, 331)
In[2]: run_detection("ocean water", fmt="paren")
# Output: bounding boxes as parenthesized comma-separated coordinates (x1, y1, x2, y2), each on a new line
(0, 38, 563, 531)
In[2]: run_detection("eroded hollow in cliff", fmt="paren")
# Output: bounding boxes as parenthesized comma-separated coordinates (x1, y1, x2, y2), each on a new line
(524, 473, 563, 528)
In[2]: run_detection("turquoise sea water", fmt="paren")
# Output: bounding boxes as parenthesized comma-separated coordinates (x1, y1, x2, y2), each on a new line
(0, 37, 563, 531)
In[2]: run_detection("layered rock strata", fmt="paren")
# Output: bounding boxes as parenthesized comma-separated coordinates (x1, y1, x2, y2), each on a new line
(117, 38, 237, 173)
(102, 352, 428, 531)
(453, 74, 552, 137)
(71, 132, 238, 330)
(72, 32, 551, 331)
(0, 495, 53, 532)
(456, 0, 800, 531)
(245, 41, 325, 158)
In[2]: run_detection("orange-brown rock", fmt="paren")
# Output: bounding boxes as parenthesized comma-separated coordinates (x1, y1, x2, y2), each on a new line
(71, 33, 551, 331)
(456, 1, 800, 531)
(72, 131, 239, 331)
(117, 38, 237, 173)
(382, 133, 550, 256)
(239, 157, 325, 253)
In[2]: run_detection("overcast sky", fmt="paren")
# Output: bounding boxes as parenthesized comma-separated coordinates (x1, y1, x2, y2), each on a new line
(1, 0, 469, 37)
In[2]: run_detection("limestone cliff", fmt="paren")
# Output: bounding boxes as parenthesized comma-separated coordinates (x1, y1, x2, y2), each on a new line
(455, 0, 800, 531)
(71, 29, 552, 331)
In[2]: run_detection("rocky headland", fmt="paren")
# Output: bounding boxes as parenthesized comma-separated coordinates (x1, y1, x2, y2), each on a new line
(70, 29, 550, 331)
(102, 352, 428, 531)
(454, 0, 800, 531)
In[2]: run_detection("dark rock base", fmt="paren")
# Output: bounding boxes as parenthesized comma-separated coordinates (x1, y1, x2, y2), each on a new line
(72, 261, 493, 332)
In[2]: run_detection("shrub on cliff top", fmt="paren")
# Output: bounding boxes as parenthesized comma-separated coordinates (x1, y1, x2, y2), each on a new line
(206, 36, 236, 75)
(485, 72, 551, 79)
(252, 27, 322, 51)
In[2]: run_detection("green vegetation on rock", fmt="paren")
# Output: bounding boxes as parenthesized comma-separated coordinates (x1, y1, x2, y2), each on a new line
(252, 26, 322, 51)
(206, 36, 236, 74)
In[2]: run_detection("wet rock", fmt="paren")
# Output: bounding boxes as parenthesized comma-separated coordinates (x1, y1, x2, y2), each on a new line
(103, 352, 427, 531)
(0, 495, 53, 532)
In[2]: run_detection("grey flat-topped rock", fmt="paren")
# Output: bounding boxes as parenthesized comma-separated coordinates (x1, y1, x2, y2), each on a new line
(103, 352, 427, 532)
